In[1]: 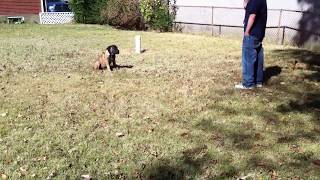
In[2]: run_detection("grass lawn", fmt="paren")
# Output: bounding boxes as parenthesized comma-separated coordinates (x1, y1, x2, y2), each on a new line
(0, 24, 320, 179)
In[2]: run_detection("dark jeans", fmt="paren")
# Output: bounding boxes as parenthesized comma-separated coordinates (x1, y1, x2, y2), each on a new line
(242, 35, 264, 87)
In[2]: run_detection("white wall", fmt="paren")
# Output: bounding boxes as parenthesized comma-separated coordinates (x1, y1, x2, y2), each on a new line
(173, 0, 318, 48)
(174, 0, 312, 29)
(176, 0, 310, 11)
(173, 0, 313, 44)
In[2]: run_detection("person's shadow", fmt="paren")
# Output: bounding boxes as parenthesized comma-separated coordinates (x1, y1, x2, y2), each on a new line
(264, 66, 282, 84)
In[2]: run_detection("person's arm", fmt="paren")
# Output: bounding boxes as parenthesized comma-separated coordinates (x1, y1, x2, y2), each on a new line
(245, 14, 256, 36)
(243, 0, 249, 8)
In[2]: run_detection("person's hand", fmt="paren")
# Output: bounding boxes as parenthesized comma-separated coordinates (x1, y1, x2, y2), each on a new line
(244, 31, 250, 37)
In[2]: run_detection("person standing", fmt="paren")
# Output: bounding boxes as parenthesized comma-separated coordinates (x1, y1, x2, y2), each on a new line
(235, 0, 268, 89)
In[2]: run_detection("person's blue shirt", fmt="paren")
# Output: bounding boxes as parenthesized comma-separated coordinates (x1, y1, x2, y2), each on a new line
(244, 0, 268, 41)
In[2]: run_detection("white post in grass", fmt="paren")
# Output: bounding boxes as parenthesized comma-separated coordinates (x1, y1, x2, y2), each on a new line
(135, 35, 141, 54)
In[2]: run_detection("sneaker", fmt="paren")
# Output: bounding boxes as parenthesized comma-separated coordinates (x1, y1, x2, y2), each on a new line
(256, 84, 263, 88)
(235, 83, 254, 90)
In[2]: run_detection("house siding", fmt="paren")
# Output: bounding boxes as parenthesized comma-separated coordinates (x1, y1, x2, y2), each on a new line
(0, 0, 41, 15)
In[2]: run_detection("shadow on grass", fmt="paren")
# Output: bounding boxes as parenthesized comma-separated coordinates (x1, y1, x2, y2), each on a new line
(141, 159, 185, 180)
(271, 49, 320, 125)
(135, 48, 320, 179)
(246, 155, 278, 172)
(190, 116, 319, 177)
(137, 148, 240, 180)
(277, 130, 318, 143)
(137, 116, 318, 179)
(272, 49, 320, 67)
(277, 93, 320, 113)
(277, 92, 320, 126)
(264, 66, 282, 84)
(182, 48, 320, 177)
(136, 145, 230, 180)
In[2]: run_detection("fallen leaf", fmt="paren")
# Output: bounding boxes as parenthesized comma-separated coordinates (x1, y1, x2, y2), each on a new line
(1, 174, 8, 180)
(81, 174, 92, 180)
(143, 116, 151, 120)
(113, 170, 120, 176)
(270, 170, 278, 180)
(290, 144, 303, 153)
(116, 132, 125, 137)
(313, 160, 320, 166)
(1, 112, 7, 117)
(180, 131, 190, 138)
(237, 173, 255, 180)
(46, 171, 56, 180)
(148, 128, 155, 133)
(19, 166, 28, 175)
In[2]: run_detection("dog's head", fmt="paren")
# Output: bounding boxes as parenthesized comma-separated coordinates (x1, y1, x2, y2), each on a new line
(106, 45, 120, 56)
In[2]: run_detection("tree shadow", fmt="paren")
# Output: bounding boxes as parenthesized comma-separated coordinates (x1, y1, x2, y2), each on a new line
(271, 49, 320, 123)
(138, 115, 319, 179)
(140, 159, 185, 180)
(277, 130, 318, 143)
(195, 118, 262, 151)
(137, 145, 223, 180)
(277, 93, 320, 113)
(277, 92, 320, 126)
(272, 49, 320, 67)
(246, 155, 278, 172)
(135, 47, 320, 179)
(294, 0, 320, 46)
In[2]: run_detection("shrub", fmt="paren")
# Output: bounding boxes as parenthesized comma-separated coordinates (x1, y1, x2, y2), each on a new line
(101, 0, 145, 30)
(139, 0, 175, 32)
(70, 0, 176, 31)
(70, 0, 107, 24)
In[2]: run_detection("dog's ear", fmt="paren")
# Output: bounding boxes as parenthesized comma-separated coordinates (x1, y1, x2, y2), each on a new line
(106, 46, 112, 54)
(115, 46, 119, 54)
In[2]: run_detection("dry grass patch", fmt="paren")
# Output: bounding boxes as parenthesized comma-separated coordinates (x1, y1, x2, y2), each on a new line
(0, 24, 320, 179)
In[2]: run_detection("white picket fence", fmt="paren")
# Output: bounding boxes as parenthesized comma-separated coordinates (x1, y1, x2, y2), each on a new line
(39, 12, 74, 24)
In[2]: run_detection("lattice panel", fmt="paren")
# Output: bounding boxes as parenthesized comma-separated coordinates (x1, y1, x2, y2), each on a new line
(40, 12, 74, 24)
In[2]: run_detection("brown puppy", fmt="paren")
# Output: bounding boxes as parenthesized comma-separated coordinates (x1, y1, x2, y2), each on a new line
(94, 45, 120, 71)
(94, 51, 111, 71)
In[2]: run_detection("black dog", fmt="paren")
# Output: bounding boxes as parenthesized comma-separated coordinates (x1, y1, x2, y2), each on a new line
(107, 45, 120, 71)
(94, 45, 120, 71)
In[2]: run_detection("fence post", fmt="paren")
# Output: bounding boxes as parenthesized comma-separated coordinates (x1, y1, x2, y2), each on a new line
(277, 9, 283, 43)
(211, 6, 214, 36)
(40, 0, 44, 13)
(219, 25, 222, 36)
(39, 12, 42, 24)
(281, 26, 286, 45)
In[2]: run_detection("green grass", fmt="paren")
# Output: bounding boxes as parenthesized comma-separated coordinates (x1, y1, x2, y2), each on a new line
(0, 24, 320, 179)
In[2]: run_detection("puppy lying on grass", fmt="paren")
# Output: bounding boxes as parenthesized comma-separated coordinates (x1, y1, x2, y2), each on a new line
(94, 45, 120, 71)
